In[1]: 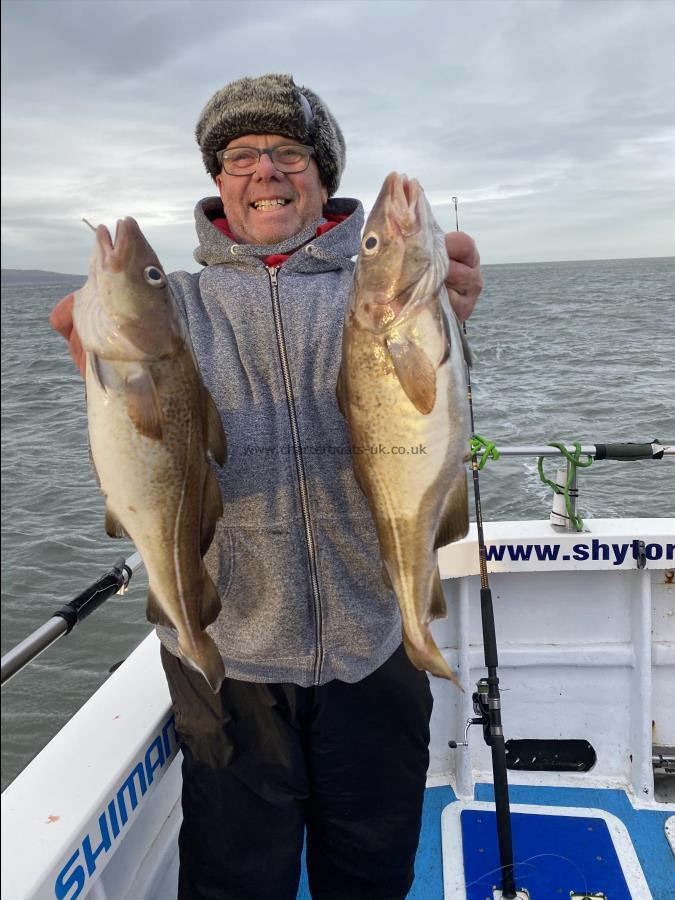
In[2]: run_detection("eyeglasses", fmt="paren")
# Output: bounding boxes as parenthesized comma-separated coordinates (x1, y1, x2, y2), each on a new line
(217, 144, 314, 176)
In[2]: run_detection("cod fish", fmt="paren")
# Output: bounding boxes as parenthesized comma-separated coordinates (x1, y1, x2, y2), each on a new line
(337, 173, 471, 684)
(73, 218, 227, 692)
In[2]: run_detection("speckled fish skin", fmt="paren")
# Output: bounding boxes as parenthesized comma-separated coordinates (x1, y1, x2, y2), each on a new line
(338, 173, 470, 685)
(73, 218, 227, 692)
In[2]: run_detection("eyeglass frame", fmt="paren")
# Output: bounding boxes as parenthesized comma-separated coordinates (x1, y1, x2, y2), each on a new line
(216, 143, 315, 176)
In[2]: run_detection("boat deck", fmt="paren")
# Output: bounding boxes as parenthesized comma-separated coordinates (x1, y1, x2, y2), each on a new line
(310, 784, 673, 899)
(3, 519, 674, 900)
(149, 782, 673, 898)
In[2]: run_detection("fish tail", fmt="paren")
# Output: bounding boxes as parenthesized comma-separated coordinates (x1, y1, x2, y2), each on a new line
(178, 633, 226, 694)
(403, 631, 464, 691)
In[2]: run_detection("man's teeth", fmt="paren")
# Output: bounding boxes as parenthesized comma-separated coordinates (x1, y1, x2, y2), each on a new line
(252, 199, 288, 209)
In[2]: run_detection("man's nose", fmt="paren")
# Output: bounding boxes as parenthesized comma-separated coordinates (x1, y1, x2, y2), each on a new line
(253, 150, 283, 179)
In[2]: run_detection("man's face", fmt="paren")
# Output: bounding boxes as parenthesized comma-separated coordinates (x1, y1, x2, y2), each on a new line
(215, 133, 329, 245)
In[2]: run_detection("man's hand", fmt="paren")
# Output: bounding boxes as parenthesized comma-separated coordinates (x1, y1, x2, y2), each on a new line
(49, 293, 86, 377)
(444, 232, 483, 322)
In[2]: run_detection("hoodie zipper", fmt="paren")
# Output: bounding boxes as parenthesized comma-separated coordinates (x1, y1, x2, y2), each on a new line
(267, 266, 324, 684)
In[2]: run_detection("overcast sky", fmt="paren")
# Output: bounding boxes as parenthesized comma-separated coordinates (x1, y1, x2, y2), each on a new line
(2, 0, 674, 273)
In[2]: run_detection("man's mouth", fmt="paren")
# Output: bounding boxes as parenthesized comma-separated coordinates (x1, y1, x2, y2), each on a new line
(251, 198, 290, 210)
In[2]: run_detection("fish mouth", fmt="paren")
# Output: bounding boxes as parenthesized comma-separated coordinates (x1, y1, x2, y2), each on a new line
(386, 172, 423, 237)
(96, 218, 138, 272)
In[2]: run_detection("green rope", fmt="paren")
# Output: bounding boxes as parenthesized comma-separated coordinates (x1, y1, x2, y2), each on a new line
(470, 434, 500, 470)
(537, 441, 593, 532)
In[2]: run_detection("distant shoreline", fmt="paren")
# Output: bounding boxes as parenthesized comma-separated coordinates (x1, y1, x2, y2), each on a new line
(2, 256, 673, 288)
(1, 269, 86, 287)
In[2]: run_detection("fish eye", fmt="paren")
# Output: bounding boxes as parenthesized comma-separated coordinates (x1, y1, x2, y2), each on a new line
(361, 231, 380, 256)
(362, 232, 379, 255)
(143, 265, 166, 288)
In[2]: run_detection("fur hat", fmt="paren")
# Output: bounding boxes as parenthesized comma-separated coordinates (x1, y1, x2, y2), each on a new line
(195, 73, 346, 196)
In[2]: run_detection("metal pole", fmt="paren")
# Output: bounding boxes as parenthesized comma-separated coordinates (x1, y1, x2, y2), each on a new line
(1, 551, 144, 687)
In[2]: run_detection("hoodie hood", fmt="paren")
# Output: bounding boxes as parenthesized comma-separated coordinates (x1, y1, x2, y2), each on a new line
(193, 196, 364, 271)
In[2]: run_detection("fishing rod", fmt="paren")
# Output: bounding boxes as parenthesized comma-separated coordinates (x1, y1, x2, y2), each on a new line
(1, 551, 144, 687)
(450, 196, 518, 899)
(474, 441, 673, 459)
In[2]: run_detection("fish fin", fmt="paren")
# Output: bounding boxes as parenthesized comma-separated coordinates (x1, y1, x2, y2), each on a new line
(460, 326, 473, 367)
(336, 367, 347, 418)
(125, 369, 164, 441)
(439, 307, 451, 366)
(145, 587, 175, 629)
(200, 469, 223, 556)
(203, 387, 227, 466)
(89, 353, 107, 393)
(429, 568, 447, 619)
(381, 562, 394, 591)
(385, 335, 437, 414)
(441, 296, 473, 367)
(178, 634, 225, 694)
(351, 460, 370, 499)
(434, 474, 469, 549)
(88, 445, 102, 488)
(199, 570, 221, 629)
(105, 505, 128, 539)
(403, 632, 463, 690)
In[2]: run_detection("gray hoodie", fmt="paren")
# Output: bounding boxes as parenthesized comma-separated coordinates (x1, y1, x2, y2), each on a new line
(156, 196, 402, 686)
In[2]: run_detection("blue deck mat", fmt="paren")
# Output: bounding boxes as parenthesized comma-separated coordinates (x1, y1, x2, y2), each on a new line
(461, 808, 631, 899)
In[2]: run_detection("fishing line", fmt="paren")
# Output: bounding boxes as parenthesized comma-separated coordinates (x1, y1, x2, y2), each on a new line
(451, 195, 517, 899)
(463, 851, 590, 896)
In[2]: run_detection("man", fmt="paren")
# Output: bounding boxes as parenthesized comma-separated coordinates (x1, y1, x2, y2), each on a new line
(51, 73, 483, 900)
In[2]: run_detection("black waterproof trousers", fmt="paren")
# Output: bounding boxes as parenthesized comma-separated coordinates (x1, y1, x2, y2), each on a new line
(161, 643, 434, 900)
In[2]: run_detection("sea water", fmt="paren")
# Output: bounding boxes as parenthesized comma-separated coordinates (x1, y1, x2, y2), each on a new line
(1, 256, 674, 789)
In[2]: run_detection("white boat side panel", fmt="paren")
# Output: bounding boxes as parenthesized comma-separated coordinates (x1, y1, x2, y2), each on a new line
(1, 632, 173, 900)
(439, 518, 675, 576)
(429, 521, 675, 798)
(96, 755, 182, 900)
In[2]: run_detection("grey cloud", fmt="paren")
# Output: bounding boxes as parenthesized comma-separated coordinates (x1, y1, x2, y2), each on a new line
(2, 0, 674, 273)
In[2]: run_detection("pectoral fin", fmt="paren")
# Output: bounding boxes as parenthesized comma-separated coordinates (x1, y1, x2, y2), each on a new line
(385, 335, 437, 414)
(145, 587, 175, 629)
(105, 505, 128, 539)
(125, 369, 163, 440)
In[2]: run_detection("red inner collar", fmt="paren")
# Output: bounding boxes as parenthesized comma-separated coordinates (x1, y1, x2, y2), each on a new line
(211, 214, 347, 267)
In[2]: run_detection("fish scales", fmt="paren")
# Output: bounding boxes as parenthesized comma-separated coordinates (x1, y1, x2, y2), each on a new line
(338, 173, 471, 685)
(74, 217, 227, 693)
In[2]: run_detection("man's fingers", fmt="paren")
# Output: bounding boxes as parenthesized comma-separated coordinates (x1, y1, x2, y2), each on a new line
(445, 258, 484, 298)
(446, 289, 477, 323)
(49, 292, 86, 377)
(444, 257, 483, 322)
(49, 293, 76, 340)
(444, 231, 480, 269)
